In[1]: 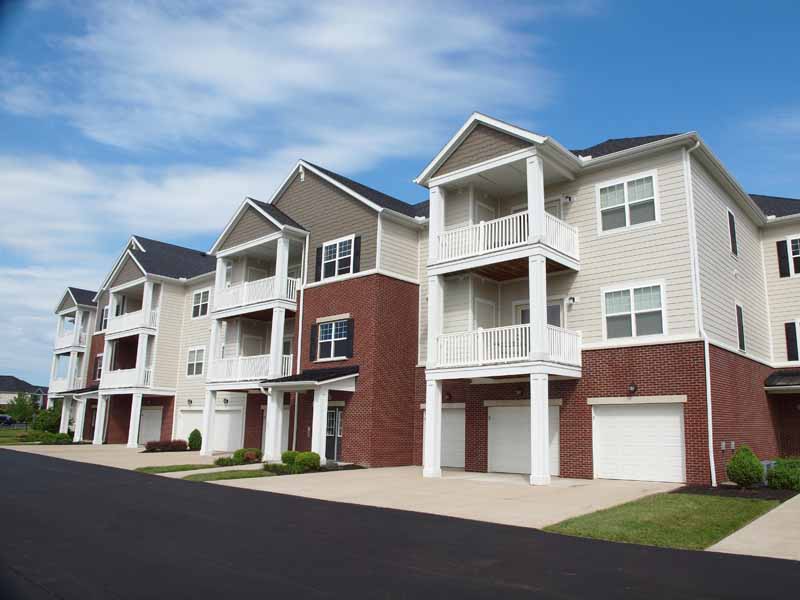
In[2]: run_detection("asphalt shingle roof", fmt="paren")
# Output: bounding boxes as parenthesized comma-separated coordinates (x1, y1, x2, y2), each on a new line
(264, 365, 359, 385)
(0, 376, 47, 394)
(248, 198, 307, 230)
(570, 134, 682, 159)
(750, 194, 800, 218)
(68, 287, 97, 307)
(132, 236, 216, 279)
(765, 370, 800, 387)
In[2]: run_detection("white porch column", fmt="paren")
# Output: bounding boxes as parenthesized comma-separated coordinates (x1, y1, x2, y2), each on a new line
(135, 334, 149, 386)
(311, 386, 329, 466)
(127, 393, 143, 448)
(426, 275, 444, 367)
(528, 255, 548, 360)
(73, 311, 83, 346)
(428, 186, 446, 262)
(268, 308, 286, 379)
(526, 153, 546, 242)
(275, 235, 290, 299)
(59, 397, 72, 433)
(264, 387, 284, 461)
(200, 390, 217, 456)
(422, 379, 443, 478)
(92, 394, 108, 445)
(141, 280, 154, 323)
(73, 399, 86, 443)
(66, 351, 78, 388)
(530, 373, 550, 485)
(102, 338, 113, 375)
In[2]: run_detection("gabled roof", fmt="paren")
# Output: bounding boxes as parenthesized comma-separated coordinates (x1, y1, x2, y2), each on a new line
(131, 236, 216, 279)
(247, 198, 306, 230)
(570, 135, 681, 159)
(750, 194, 800, 218)
(67, 287, 97, 307)
(0, 376, 46, 394)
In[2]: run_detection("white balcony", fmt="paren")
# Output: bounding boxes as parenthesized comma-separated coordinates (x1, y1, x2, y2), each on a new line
(54, 330, 87, 350)
(49, 375, 86, 395)
(101, 368, 147, 389)
(434, 323, 581, 369)
(436, 211, 579, 265)
(106, 309, 159, 337)
(208, 353, 293, 383)
(214, 276, 300, 313)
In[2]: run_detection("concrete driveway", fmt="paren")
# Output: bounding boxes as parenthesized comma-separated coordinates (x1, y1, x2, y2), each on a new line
(218, 466, 679, 529)
(2, 444, 216, 470)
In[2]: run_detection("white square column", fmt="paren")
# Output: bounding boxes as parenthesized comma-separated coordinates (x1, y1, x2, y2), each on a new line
(275, 235, 290, 299)
(66, 351, 78, 388)
(200, 390, 217, 456)
(311, 386, 329, 466)
(73, 400, 86, 443)
(127, 393, 143, 448)
(529, 373, 551, 485)
(92, 394, 108, 445)
(135, 334, 149, 386)
(528, 254, 548, 360)
(59, 397, 72, 434)
(426, 275, 444, 367)
(428, 186, 446, 263)
(268, 308, 286, 379)
(526, 153, 546, 242)
(422, 379, 443, 478)
(264, 387, 284, 461)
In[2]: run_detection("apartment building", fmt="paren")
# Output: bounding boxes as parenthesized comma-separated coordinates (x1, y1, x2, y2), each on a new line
(50, 112, 800, 486)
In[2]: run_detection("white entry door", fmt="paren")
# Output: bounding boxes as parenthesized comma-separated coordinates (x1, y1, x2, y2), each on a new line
(138, 406, 163, 445)
(488, 405, 560, 475)
(441, 407, 465, 468)
(213, 409, 244, 452)
(593, 403, 686, 483)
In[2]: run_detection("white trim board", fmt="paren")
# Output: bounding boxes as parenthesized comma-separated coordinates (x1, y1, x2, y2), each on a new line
(587, 395, 687, 406)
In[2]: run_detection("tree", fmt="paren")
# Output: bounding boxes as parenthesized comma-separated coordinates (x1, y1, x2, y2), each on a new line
(6, 393, 37, 424)
(32, 405, 62, 433)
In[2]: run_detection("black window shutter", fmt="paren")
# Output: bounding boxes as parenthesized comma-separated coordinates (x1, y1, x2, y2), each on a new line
(309, 324, 318, 361)
(345, 318, 355, 358)
(314, 246, 323, 282)
(736, 305, 746, 351)
(777, 240, 790, 278)
(786, 322, 799, 361)
(352, 236, 361, 273)
(728, 211, 738, 255)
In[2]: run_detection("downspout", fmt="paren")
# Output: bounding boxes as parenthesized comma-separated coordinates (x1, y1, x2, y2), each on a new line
(684, 140, 717, 486)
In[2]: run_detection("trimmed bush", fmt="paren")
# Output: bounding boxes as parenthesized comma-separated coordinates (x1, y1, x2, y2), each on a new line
(20, 431, 72, 445)
(767, 458, 800, 491)
(726, 446, 764, 488)
(144, 439, 188, 452)
(214, 457, 237, 467)
(31, 407, 61, 433)
(294, 451, 320, 473)
(233, 447, 263, 464)
(264, 462, 291, 475)
(281, 450, 299, 465)
(188, 429, 202, 451)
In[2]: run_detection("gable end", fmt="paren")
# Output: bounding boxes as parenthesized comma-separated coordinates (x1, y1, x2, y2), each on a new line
(218, 205, 280, 252)
(433, 124, 531, 178)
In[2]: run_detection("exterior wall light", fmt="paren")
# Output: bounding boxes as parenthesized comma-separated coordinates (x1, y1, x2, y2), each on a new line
(628, 383, 637, 395)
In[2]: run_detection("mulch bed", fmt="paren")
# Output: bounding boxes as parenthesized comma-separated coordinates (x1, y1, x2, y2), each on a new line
(671, 484, 797, 503)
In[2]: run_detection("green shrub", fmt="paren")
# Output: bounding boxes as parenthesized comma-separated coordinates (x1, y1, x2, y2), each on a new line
(281, 450, 299, 465)
(294, 451, 320, 473)
(31, 407, 61, 433)
(20, 431, 72, 444)
(144, 440, 188, 452)
(232, 447, 263, 464)
(213, 457, 236, 467)
(264, 462, 291, 475)
(726, 446, 764, 488)
(188, 429, 202, 451)
(767, 458, 800, 491)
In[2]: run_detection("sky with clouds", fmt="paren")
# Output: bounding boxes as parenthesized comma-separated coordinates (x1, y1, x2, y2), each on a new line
(1, 0, 798, 384)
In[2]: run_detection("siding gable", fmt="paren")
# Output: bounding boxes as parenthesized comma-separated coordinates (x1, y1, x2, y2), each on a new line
(433, 124, 531, 178)
(111, 255, 145, 287)
(219, 205, 279, 251)
(57, 293, 76, 313)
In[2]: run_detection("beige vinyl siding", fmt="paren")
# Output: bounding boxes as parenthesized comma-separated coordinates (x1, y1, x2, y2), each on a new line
(444, 187, 471, 228)
(57, 293, 76, 313)
(761, 221, 800, 362)
(472, 276, 500, 327)
(379, 215, 419, 281)
(219, 206, 279, 251)
(111, 256, 145, 287)
(692, 158, 770, 361)
(173, 279, 215, 407)
(443, 276, 470, 334)
(418, 228, 429, 363)
(433, 124, 530, 178)
(95, 292, 108, 330)
(151, 282, 185, 389)
(498, 279, 528, 326)
(272, 170, 378, 281)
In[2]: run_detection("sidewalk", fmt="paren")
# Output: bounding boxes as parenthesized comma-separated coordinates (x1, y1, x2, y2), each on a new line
(709, 494, 800, 561)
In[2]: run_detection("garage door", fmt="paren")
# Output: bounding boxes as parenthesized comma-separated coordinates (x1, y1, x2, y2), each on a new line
(177, 409, 203, 441)
(593, 403, 685, 483)
(213, 409, 244, 452)
(488, 405, 559, 475)
(441, 407, 465, 468)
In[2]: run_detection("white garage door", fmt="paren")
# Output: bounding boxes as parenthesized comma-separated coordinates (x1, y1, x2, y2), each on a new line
(138, 407, 163, 445)
(593, 403, 685, 483)
(441, 407, 465, 468)
(177, 409, 203, 441)
(213, 409, 244, 452)
(488, 405, 559, 476)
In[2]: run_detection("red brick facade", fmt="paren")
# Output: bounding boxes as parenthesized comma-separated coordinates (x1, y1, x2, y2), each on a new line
(81, 394, 174, 444)
(87, 333, 105, 384)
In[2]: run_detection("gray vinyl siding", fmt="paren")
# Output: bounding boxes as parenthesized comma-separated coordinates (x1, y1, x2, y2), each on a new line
(174, 279, 215, 408)
(379, 215, 419, 281)
(151, 281, 185, 389)
(219, 206, 279, 251)
(272, 170, 378, 281)
(761, 221, 800, 363)
(444, 187, 470, 228)
(692, 158, 771, 361)
(433, 124, 530, 178)
(111, 255, 145, 287)
(442, 276, 470, 334)
(472, 276, 500, 327)
(57, 294, 76, 313)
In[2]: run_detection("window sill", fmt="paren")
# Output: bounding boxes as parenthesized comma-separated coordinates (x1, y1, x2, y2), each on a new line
(597, 220, 660, 238)
(315, 357, 349, 363)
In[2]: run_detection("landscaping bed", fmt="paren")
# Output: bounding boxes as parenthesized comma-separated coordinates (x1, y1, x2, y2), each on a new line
(183, 470, 275, 482)
(135, 464, 215, 474)
(672, 484, 798, 503)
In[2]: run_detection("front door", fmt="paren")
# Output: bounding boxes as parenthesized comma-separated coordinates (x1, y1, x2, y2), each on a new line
(325, 407, 343, 461)
(86, 406, 96, 441)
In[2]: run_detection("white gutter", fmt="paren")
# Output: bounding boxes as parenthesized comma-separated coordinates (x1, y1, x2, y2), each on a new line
(684, 140, 717, 487)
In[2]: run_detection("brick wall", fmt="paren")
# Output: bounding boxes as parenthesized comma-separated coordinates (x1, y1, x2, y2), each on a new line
(142, 396, 174, 441)
(244, 393, 266, 449)
(87, 333, 105, 384)
(106, 394, 132, 444)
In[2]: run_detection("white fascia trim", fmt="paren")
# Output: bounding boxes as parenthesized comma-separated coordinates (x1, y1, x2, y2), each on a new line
(298, 161, 383, 213)
(427, 147, 536, 188)
(98, 387, 175, 396)
(94, 245, 148, 301)
(582, 334, 699, 351)
(209, 198, 289, 255)
(53, 288, 78, 315)
(109, 275, 147, 294)
(587, 394, 687, 405)
(765, 213, 800, 226)
(419, 402, 466, 409)
(215, 230, 283, 258)
(765, 385, 800, 393)
(263, 372, 359, 391)
(481, 399, 563, 408)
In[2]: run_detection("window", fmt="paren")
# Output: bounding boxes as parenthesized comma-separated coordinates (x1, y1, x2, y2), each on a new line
(736, 304, 746, 352)
(322, 236, 354, 280)
(604, 284, 664, 339)
(792, 237, 800, 275)
(99, 306, 109, 331)
(192, 289, 210, 318)
(318, 320, 349, 360)
(785, 321, 799, 362)
(598, 173, 657, 232)
(514, 301, 563, 327)
(326, 410, 337, 436)
(186, 348, 205, 376)
(728, 210, 738, 256)
(94, 354, 103, 380)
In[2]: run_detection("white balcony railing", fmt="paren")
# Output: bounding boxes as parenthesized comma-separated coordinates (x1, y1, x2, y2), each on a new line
(100, 368, 147, 389)
(49, 374, 86, 395)
(436, 210, 579, 263)
(54, 330, 88, 349)
(435, 323, 581, 369)
(214, 276, 300, 312)
(208, 353, 293, 382)
(106, 309, 159, 336)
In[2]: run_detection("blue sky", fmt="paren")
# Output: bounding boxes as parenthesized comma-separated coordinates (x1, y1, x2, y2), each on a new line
(1, 0, 799, 384)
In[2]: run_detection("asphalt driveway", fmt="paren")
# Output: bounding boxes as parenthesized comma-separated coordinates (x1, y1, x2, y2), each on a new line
(1, 449, 798, 599)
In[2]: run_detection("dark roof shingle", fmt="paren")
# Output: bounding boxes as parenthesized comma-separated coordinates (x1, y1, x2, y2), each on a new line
(0, 376, 46, 394)
(750, 194, 800, 218)
(68, 287, 97, 307)
(264, 365, 359, 384)
(570, 134, 682, 159)
(765, 370, 800, 388)
(132, 236, 216, 279)
(248, 198, 307, 230)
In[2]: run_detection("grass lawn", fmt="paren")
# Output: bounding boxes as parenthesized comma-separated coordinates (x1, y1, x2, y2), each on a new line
(544, 492, 778, 550)
(0, 429, 31, 445)
(183, 469, 274, 482)
(135, 464, 215, 474)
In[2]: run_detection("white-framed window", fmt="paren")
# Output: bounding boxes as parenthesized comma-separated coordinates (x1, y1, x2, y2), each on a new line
(603, 283, 665, 339)
(789, 236, 800, 276)
(94, 354, 103, 380)
(186, 347, 206, 377)
(99, 306, 109, 331)
(326, 410, 337, 436)
(596, 172, 658, 233)
(513, 300, 564, 328)
(318, 319, 349, 360)
(322, 235, 354, 280)
(191, 289, 210, 318)
(727, 209, 738, 256)
(736, 303, 746, 352)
